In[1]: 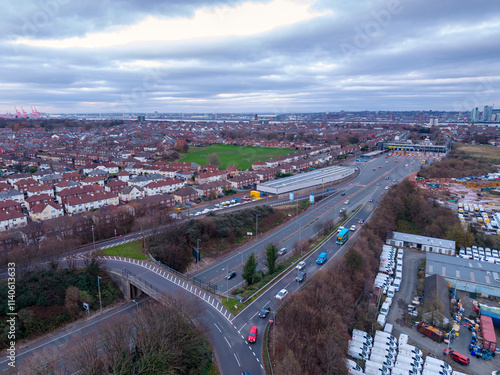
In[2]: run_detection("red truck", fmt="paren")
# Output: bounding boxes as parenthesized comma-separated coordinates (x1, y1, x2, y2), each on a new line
(480, 315, 497, 352)
(417, 321, 445, 343)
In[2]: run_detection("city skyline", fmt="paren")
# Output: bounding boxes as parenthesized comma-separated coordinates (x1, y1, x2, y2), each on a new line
(1, 0, 499, 113)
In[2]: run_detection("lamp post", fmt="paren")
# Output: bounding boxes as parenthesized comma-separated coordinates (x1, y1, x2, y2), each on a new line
(256, 214, 260, 237)
(97, 276, 103, 315)
(197, 238, 201, 269)
(131, 299, 139, 310)
(224, 265, 229, 302)
(238, 251, 243, 269)
(91, 225, 95, 251)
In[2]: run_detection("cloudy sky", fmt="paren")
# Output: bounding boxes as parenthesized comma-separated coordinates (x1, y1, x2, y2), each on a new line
(1, 0, 499, 113)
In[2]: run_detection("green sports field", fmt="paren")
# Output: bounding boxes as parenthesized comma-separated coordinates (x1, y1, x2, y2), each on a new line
(179, 145, 296, 170)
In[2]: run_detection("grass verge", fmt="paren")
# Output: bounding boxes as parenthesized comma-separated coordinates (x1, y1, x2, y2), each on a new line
(97, 240, 147, 260)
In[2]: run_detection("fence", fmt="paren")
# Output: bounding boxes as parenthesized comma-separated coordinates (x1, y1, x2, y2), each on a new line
(148, 252, 222, 297)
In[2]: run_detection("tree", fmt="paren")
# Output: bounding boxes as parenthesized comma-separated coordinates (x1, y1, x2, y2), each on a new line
(266, 243, 278, 275)
(28, 167, 37, 174)
(207, 152, 221, 166)
(242, 252, 257, 285)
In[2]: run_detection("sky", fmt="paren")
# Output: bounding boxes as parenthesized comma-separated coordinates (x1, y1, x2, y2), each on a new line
(1, 0, 499, 114)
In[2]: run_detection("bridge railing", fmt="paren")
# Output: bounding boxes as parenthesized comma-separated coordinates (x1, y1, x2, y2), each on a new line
(148, 252, 222, 297)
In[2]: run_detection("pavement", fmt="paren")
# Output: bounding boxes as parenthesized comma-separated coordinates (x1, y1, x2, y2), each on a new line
(386, 248, 500, 375)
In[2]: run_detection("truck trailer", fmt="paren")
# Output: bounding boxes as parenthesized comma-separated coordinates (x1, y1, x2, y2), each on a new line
(417, 321, 445, 343)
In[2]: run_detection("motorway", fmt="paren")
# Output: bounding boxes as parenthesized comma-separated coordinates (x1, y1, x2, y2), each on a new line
(3, 153, 434, 374)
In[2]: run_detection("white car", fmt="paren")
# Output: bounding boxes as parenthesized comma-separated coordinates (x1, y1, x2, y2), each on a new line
(345, 200, 350, 205)
(296, 261, 306, 270)
(350, 225, 356, 231)
(275, 289, 288, 300)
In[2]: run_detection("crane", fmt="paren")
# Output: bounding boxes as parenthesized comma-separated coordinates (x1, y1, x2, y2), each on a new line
(31, 106, 40, 119)
(20, 106, 28, 118)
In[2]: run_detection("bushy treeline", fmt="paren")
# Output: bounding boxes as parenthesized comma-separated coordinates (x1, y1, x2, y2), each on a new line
(0, 259, 120, 348)
(19, 300, 212, 375)
(272, 180, 471, 374)
(418, 146, 498, 179)
(149, 205, 275, 272)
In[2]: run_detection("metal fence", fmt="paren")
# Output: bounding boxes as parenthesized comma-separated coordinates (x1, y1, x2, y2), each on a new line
(148, 252, 222, 296)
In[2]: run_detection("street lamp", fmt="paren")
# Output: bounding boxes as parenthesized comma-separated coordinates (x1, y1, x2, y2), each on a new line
(238, 251, 243, 269)
(91, 225, 95, 251)
(256, 214, 260, 237)
(97, 276, 103, 315)
(131, 299, 139, 310)
(224, 265, 229, 302)
(197, 238, 201, 269)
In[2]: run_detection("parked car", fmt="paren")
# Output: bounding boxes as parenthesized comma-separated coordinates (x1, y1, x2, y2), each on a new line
(275, 289, 288, 300)
(259, 306, 271, 318)
(225, 272, 236, 280)
(443, 349, 470, 365)
(248, 326, 258, 343)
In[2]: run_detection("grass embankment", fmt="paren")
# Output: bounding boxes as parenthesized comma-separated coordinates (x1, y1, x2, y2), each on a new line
(179, 144, 295, 170)
(97, 240, 147, 260)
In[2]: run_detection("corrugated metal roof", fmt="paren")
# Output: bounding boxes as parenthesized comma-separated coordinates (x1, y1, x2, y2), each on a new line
(391, 231, 455, 249)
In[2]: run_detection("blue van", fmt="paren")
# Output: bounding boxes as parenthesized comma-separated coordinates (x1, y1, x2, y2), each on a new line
(316, 252, 328, 265)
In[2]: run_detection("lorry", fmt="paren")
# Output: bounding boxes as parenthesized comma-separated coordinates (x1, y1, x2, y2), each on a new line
(417, 321, 445, 343)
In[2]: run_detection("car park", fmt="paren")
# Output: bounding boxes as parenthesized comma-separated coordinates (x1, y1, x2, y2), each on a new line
(275, 289, 288, 300)
(259, 306, 271, 318)
(248, 326, 258, 343)
(296, 261, 306, 270)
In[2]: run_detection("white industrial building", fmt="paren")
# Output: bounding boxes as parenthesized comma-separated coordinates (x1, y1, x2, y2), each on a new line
(256, 166, 356, 195)
(386, 232, 456, 256)
(426, 253, 500, 298)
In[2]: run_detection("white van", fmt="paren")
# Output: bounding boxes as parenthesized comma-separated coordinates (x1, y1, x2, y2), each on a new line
(400, 344, 423, 357)
(353, 329, 372, 342)
(347, 346, 368, 360)
(345, 358, 363, 373)
(399, 333, 409, 347)
(423, 362, 451, 375)
(375, 330, 396, 343)
(425, 357, 451, 371)
(376, 313, 387, 328)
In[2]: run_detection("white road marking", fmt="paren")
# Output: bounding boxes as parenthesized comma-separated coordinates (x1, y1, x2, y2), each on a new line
(213, 323, 222, 333)
(224, 337, 232, 348)
(250, 310, 259, 319)
(234, 353, 241, 367)
(238, 323, 247, 333)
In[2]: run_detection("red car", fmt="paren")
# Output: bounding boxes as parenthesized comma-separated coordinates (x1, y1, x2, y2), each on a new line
(443, 349, 470, 365)
(248, 326, 258, 343)
(379, 166, 382, 168)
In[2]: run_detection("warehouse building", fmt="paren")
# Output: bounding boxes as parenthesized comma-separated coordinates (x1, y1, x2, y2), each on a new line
(257, 166, 356, 195)
(426, 252, 500, 298)
(386, 232, 456, 256)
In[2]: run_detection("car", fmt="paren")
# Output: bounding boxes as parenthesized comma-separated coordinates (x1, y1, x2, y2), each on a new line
(345, 200, 350, 204)
(225, 271, 236, 280)
(296, 261, 306, 270)
(395, 160, 398, 162)
(393, 179, 397, 183)
(316, 252, 328, 265)
(295, 271, 306, 282)
(369, 198, 374, 202)
(278, 247, 287, 255)
(379, 166, 382, 168)
(259, 306, 271, 318)
(373, 168, 376, 171)
(248, 326, 258, 343)
(443, 349, 470, 365)
(275, 289, 288, 300)
(358, 219, 364, 224)
(385, 186, 389, 190)
(341, 192, 346, 196)
(350, 225, 356, 231)
(340, 207, 345, 212)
